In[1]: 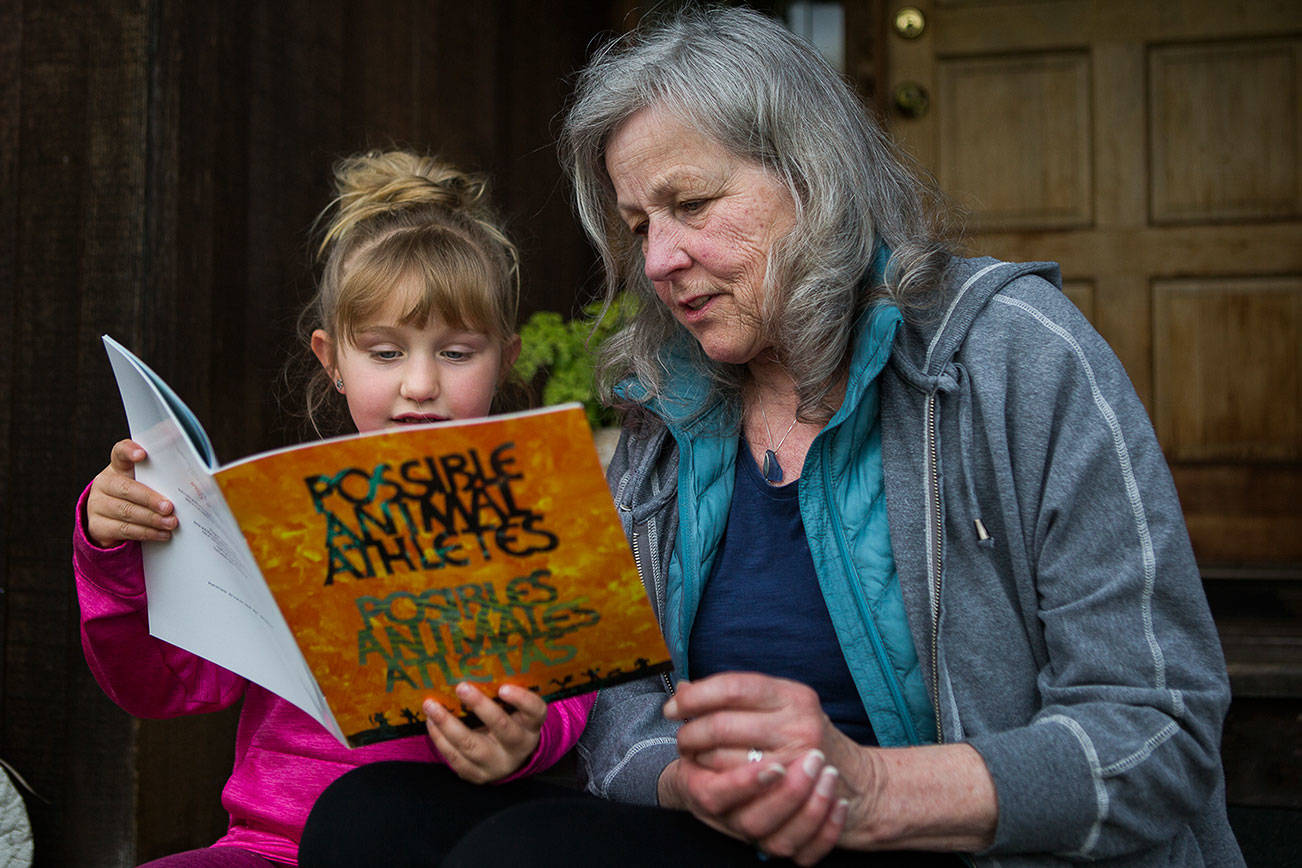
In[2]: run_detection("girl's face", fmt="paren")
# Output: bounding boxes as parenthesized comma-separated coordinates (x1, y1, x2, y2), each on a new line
(312, 281, 520, 433)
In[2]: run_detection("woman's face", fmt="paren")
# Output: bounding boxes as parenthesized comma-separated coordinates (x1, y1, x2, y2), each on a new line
(605, 105, 797, 367)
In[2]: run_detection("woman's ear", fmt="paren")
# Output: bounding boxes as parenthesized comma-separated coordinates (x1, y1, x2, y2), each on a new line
(500, 334, 522, 378)
(311, 329, 337, 380)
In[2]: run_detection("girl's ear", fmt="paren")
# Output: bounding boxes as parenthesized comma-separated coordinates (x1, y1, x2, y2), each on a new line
(500, 334, 522, 377)
(310, 329, 337, 379)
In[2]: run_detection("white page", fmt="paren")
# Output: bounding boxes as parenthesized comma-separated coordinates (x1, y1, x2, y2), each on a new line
(103, 337, 343, 744)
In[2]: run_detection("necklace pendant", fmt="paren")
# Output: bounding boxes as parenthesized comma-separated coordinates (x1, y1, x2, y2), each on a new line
(761, 449, 784, 484)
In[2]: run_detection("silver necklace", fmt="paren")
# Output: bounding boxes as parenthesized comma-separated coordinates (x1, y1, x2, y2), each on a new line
(758, 402, 798, 484)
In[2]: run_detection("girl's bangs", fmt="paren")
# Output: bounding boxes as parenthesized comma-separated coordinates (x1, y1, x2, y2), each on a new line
(334, 229, 505, 344)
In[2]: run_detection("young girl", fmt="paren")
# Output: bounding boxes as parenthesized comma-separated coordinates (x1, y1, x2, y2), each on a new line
(73, 150, 595, 867)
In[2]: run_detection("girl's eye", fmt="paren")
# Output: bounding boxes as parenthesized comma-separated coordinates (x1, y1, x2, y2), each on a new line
(371, 349, 402, 361)
(442, 349, 472, 362)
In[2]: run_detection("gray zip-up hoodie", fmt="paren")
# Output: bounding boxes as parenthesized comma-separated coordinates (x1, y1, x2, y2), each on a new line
(577, 256, 1241, 865)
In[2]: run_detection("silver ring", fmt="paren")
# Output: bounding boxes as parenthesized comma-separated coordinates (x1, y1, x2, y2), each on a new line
(747, 748, 763, 763)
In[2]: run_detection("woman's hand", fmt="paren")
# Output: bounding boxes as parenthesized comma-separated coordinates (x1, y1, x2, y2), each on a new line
(660, 672, 864, 864)
(85, 440, 178, 547)
(658, 750, 848, 865)
(423, 682, 546, 784)
(664, 672, 999, 856)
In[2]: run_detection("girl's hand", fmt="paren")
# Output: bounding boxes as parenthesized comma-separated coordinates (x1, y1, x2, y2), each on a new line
(423, 683, 546, 784)
(86, 439, 178, 547)
(660, 673, 863, 865)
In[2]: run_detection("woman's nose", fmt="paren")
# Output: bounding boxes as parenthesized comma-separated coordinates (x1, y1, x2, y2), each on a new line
(400, 358, 439, 403)
(643, 222, 690, 282)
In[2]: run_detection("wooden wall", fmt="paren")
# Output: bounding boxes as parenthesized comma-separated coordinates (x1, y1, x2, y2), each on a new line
(0, 1, 614, 863)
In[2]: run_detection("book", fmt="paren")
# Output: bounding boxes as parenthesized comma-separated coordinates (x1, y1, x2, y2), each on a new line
(101, 335, 670, 747)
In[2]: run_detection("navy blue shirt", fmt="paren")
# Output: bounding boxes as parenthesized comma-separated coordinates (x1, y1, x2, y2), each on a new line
(688, 443, 878, 745)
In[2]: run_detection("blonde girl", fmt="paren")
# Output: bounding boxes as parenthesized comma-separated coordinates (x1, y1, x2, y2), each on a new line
(73, 151, 594, 867)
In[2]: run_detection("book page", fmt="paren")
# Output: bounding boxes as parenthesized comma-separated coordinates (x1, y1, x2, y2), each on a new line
(103, 337, 340, 741)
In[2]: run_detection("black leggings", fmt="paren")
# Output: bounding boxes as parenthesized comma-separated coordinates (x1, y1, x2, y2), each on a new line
(298, 761, 965, 867)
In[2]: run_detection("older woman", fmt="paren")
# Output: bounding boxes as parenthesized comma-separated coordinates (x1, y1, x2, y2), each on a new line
(301, 6, 1240, 867)
(554, 6, 1240, 867)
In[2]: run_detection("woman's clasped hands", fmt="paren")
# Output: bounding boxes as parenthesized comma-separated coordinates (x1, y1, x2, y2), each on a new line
(658, 672, 879, 866)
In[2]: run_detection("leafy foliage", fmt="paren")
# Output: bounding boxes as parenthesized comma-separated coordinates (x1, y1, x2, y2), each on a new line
(514, 295, 635, 429)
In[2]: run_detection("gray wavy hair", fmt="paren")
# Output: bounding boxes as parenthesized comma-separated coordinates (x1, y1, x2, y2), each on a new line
(560, 4, 952, 423)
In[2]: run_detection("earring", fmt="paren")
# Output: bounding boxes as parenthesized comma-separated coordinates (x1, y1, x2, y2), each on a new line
(334, 378, 344, 392)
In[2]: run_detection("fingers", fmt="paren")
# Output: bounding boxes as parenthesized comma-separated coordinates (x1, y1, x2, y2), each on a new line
(690, 746, 757, 771)
(679, 746, 846, 862)
(109, 441, 172, 511)
(86, 443, 178, 547)
(664, 673, 793, 718)
(791, 796, 849, 867)
(724, 749, 825, 839)
(748, 754, 848, 864)
(677, 752, 791, 818)
(422, 695, 481, 779)
(498, 683, 547, 725)
(455, 682, 539, 739)
(108, 439, 148, 473)
(422, 683, 544, 784)
(676, 708, 821, 757)
(671, 744, 843, 864)
(671, 684, 825, 761)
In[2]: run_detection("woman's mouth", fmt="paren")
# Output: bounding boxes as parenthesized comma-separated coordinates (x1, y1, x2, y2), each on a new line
(680, 293, 715, 313)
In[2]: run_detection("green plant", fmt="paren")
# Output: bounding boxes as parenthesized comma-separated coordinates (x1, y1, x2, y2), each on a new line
(514, 295, 634, 429)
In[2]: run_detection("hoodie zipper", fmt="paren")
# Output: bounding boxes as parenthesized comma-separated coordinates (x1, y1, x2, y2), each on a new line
(926, 392, 944, 744)
(630, 521, 675, 696)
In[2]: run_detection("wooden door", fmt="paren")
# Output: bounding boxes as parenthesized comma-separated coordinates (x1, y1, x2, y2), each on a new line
(881, 0, 1302, 574)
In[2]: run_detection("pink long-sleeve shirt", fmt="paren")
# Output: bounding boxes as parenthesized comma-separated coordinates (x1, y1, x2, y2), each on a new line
(73, 485, 594, 865)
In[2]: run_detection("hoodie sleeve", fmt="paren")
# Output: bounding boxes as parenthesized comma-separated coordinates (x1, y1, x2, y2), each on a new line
(957, 278, 1232, 860)
(575, 673, 680, 805)
(73, 482, 249, 717)
(572, 418, 682, 805)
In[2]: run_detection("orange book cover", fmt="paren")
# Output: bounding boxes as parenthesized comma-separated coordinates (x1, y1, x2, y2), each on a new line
(105, 333, 667, 749)
(211, 405, 669, 746)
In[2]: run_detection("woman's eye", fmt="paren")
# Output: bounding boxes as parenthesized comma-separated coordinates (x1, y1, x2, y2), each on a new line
(679, 199, 706, 214)
(630, 220, 648, 237)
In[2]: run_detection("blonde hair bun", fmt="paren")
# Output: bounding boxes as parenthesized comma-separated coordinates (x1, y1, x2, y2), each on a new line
(320, 150, 492, 255)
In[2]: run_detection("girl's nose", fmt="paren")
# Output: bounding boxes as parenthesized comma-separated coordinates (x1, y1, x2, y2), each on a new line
(642, 221, 690, 282)
(400, 358, 439, 403)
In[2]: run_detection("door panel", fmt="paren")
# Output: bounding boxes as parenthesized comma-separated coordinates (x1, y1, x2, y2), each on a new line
(1153, 277, 1301, 462)
(883, 0, 1302, 569)
(938, 50, 1094, 229)
(1149, 39, 1301, 224)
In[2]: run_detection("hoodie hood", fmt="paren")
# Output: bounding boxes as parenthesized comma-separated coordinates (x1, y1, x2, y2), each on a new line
(889, 256, 1063, 393)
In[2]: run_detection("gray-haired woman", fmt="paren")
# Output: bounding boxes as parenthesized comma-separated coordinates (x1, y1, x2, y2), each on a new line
(301, 6, 1240, 866)
(556, 5, 1239, 867)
